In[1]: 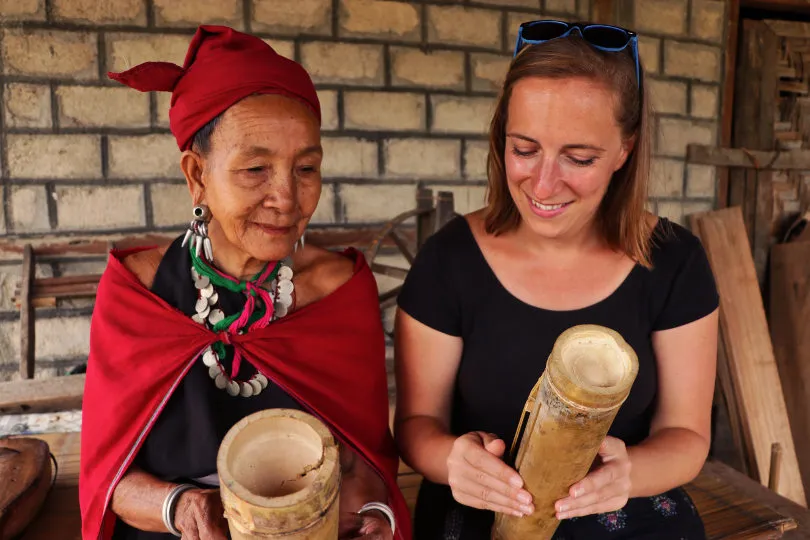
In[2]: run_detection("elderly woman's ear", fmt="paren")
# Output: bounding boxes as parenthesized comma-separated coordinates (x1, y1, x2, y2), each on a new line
(181, 149, 206, 204)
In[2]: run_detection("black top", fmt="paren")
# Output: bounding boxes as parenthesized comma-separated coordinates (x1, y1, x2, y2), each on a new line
(396, 216, 719, 537)
(113, 236, 303, 540)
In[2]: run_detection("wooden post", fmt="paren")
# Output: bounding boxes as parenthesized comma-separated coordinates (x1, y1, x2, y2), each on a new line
(729, 20, 779, 286)
(434, 191, 455, 233)
(718, 0, 740, 209)
(19, 244, 35, 380)
(769, 443, 783, 492)
(416, 186, 434, 251)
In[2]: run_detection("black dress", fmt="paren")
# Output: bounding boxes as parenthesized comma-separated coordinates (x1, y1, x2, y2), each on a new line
(396, 216, 719, 540)
(113, 236, 304, 540)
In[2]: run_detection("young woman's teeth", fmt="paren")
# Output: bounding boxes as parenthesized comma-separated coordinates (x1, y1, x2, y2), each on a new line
(531, 199, 565, 211)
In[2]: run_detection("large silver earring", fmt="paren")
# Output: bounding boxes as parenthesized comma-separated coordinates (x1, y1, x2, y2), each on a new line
(182, 204, 213, 261)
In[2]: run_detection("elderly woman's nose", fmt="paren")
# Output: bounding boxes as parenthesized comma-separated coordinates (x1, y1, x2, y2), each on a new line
(531, 158, 562, 199)
(263, 172, 297, 212)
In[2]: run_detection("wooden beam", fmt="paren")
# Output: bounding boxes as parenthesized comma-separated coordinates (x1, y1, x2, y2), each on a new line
(687, 145, 810, 170)
(743, 0, 810, 15)
(0, 227, 398, 260)
(764, 19, 810, 39)
(0, 374, 85, 414)
(19, 245, 34, 380)
(693, 207, 806, 506)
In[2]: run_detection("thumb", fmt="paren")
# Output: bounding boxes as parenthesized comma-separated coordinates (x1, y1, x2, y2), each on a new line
(597, 437, 624, 462)
(479, 432, 506, 457)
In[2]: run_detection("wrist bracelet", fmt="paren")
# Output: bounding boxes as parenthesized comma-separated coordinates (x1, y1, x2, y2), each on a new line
(358, 502, 396, 534)
(162, 483, 196, 537)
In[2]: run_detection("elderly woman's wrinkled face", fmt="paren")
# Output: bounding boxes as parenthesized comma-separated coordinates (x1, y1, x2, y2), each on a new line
(504, 77, 631, 241)
(190, 94, 322, 263)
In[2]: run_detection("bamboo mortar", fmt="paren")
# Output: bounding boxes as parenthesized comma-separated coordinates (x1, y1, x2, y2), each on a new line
(491, 325, 639, 540)
(217, 409, 341, 539)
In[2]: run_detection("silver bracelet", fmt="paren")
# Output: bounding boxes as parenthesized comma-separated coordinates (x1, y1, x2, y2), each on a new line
(358, 501, 396, 534)
(162, 483, 196, 537)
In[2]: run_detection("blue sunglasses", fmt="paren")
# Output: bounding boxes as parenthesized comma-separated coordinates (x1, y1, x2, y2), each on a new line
(513, 20, 641, 89)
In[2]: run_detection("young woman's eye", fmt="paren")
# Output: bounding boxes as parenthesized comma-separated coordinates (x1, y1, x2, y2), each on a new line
(569, 156, 596, 167)
(512, 147, 536, 157)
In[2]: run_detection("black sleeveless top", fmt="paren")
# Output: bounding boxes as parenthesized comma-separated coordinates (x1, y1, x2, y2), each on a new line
(396, 216, 719, 539)
(113, 235, 304, 540)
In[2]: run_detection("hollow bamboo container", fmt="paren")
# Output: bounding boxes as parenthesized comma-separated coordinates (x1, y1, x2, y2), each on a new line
(217, 409, 341, 539)
(491, 324, 639, 540)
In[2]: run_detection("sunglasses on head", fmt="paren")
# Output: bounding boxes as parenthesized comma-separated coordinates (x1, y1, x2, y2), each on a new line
(513, 20, 640, 89)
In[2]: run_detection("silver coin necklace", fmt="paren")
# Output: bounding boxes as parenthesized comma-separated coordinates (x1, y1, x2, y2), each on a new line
(190, 259, 295, 398)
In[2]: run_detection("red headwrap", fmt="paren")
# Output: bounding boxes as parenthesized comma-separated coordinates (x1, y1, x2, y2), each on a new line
(108, 25, 321, 150)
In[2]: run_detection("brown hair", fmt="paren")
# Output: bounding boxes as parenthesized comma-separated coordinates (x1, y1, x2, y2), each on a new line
(484, 35, 654, 267)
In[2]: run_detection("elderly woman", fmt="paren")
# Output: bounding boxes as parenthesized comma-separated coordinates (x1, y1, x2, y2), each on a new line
(79, 26, 409, 540)
(394, 20, 719, 539)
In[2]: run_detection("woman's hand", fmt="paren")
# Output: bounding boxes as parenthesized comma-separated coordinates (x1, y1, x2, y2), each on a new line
(173, 488, 229, 540)
(446, 431, 534, 517)
(554, 437, 632, 519)
(339, 511, 393, 539)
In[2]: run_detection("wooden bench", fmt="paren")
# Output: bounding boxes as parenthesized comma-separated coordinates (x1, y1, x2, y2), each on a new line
(12, 431, 809, 540)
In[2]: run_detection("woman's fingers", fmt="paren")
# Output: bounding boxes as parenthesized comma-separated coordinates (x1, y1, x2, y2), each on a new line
(554, 437, 633, 519)
(447, 432, 533, 516)
(459, 433, 523, 489)
(557, 496, 630, 520)
(174, 489, 229, 540)
(452, 472, 534, 516)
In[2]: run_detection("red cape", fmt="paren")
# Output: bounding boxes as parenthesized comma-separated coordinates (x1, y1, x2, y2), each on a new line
(79, 247, 411, 540)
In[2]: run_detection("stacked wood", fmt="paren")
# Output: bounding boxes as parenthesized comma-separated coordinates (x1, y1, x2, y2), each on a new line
(692, 207, 806, 506)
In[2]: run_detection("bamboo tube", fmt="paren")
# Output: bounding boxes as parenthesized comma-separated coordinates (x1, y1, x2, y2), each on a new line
(217, 409, 341, 539)
(491, 325, 639, 540)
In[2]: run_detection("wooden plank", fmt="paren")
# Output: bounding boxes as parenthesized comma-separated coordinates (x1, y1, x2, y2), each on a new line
(717, 335, 755, 478)
(693, 207, 806, 506)
(0, 375, 85, 415)
(770, 241, 810, 496)
(687, 145, 810, 171)
(19, 245, 34, 380)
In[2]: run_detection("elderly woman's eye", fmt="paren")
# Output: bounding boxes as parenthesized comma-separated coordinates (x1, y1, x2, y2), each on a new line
(246, 166, 265, 173)
(299, 165, 319, 174)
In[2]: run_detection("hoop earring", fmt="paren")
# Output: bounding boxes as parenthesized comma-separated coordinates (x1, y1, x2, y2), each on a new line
(182, 204, 213, 261)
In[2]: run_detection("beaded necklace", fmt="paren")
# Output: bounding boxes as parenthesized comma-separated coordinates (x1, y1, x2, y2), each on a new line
(188, 245, 295, 397)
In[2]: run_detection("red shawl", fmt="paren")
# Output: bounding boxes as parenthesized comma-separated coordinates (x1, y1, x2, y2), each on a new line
(79, 247, 411, 540)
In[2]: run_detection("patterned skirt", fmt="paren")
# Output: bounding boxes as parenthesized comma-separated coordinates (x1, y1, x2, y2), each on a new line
(414, 481, 706, 540)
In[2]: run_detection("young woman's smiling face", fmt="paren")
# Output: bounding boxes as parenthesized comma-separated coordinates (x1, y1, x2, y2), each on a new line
(504, 76, 632, 241)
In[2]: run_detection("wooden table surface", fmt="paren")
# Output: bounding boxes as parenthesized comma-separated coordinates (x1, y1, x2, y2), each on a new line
(11, 432, 810, 540)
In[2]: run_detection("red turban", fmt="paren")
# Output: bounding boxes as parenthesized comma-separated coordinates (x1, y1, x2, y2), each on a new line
(108, 25, 321, 151)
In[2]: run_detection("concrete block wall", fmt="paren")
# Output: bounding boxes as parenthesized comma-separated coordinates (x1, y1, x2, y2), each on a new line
(0, 0, 726, 378)
(632, 0, 727, 222)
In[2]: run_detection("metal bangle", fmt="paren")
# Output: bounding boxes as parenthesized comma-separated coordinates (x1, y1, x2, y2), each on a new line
(162, 483, 196, 537)
(358, 501, 396, 535)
